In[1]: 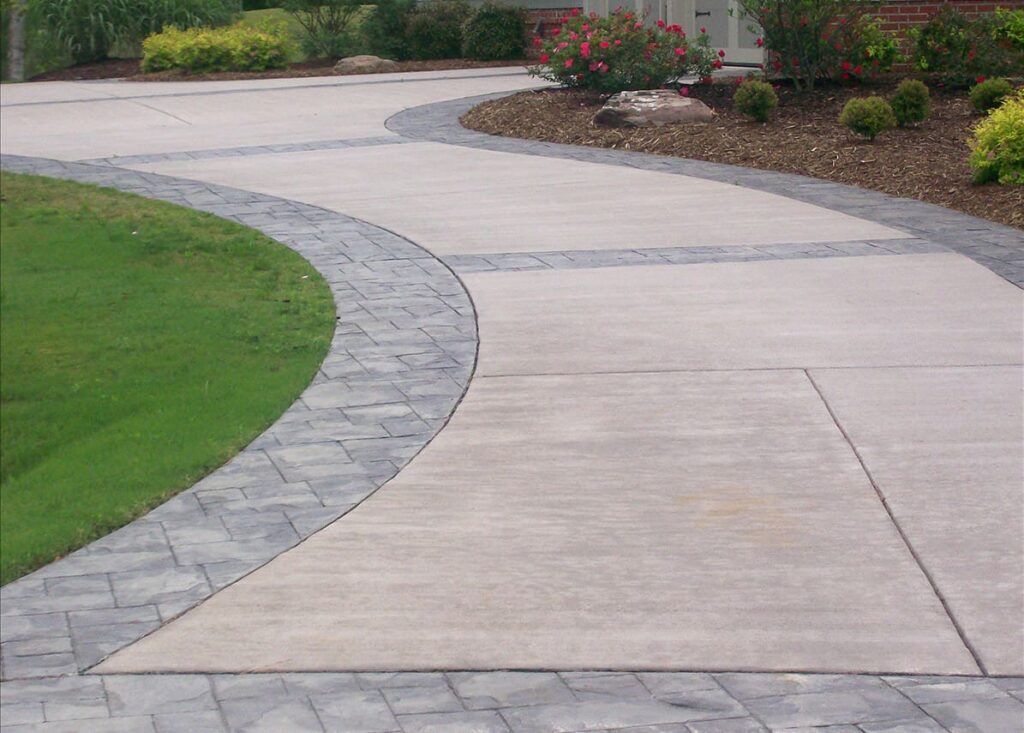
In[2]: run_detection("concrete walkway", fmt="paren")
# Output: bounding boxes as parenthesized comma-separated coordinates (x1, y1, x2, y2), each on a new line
(1, 68, 1022, 732)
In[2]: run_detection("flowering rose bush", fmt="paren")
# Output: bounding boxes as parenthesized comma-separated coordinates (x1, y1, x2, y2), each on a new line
(528, 8, 719, 94)
(909, 6, 1024, 87)
(737, 0, 899, 91)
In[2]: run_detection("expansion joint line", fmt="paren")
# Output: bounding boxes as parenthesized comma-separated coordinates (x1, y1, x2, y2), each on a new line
(802, 368, 989, 676)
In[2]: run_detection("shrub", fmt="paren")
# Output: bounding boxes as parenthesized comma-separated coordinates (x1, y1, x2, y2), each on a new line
(462, 2, 526, 61)
(909, 6, 1024, 87)
(141, 22, 288, 73)
(970, 77, 1015, 114)
(970, 91, 1024, 185)
(364, 0, 414, 60)
(890, 78, 930, 127)
(995, 7, 1024, 52)
(733, 79, 777, 122)
(405, 0, 469, 60)
(736, 0, 899, 91)
(529, 8, 718, 95)
(839, 96, 896, 140)
(282, 0, 364, 59)
(35, 0, 239, 64)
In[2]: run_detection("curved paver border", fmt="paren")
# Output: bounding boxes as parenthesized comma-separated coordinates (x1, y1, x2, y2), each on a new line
(385, 91, 1024, 287)
(0, 153, 478, 681)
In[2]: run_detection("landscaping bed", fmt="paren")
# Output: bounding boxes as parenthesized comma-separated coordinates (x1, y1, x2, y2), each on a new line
(31, 57, 526, 82)
(0, 173, 334, 583)
(462, 83, 1023, 230)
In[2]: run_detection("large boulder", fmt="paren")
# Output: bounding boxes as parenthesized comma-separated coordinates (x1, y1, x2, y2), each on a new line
(594, 89, 714, 127)
(333, 55, 399, 74)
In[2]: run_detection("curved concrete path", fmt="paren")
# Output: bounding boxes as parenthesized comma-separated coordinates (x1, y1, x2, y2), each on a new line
(1, 68, 1022, 732)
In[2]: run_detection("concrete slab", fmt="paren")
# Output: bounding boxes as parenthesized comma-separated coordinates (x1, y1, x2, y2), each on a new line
(808, 365, 1024, 675)
(464, 253, 1023, 375)
(95, 370, 978, 675)
(128, 143, 908, 253)
(0, 76, 540, 159)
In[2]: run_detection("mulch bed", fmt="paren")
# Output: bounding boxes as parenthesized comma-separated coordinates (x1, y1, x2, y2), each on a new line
(31, 58, 527, 83)
(461, 82, 1022, 230)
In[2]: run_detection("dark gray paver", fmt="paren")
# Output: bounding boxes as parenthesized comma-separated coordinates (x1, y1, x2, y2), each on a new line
(386, 93, 1024, 287)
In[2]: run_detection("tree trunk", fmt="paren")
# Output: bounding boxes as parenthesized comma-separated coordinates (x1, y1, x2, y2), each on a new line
(7, 1, 27, 82)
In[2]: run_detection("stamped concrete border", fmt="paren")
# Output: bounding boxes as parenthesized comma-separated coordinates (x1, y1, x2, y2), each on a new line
(385, 92, 1024, 287)
(0, 153, 477, 681)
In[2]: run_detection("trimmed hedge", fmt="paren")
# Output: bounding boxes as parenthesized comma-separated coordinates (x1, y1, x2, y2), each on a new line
(462, 2, 526, 61)
(141, 23, 289, 73)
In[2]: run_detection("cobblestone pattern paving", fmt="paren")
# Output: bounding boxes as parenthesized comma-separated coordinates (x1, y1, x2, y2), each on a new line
(80, 136, 412, 168)
(2, 670, 1023, 732)
(0, 154, 477, 682)
(442, 238, 946, 273)
(386, 93, 1024, 287)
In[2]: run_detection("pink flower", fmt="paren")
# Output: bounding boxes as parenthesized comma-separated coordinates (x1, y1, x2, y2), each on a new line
(700, 26, 707, 34)
(539, 53, 550, 63)
(634, 22, 643, 29)
(599, 40, 610, 48)
(570, 7, 580, 16)
(565, 58, 574, 68)
(589, 61, 600, 71)
(581, 23, 590, 31)
(718, 49, 725, 58)
(532, 37, 542, 47)
(976, 75, 986, 83)
(853, 65, 862, 75)
(657, 19, 666, 28)
(674, 47, 686, 56)
(580, 41, 591, 58)
(712, 59, 723, 69)
(678, 86, 690, 96)
(840, 60, 851, 71)
(755, 37, 764, 47)
(614, 39, 622, 45)
(599, 62, 609, 73)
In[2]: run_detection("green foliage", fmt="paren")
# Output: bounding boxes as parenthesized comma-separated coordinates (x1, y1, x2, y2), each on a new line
(890, 78, 930, 127)
(839, 95, 896, 140)
(282, 0, 364, 59)
(461, 1, 526, 61)
(405, 0, 469, 60)
(141, 21, 289, 72)
(0, 173, 333, 583)
(995, 7, 1024, 51)
(969, 77, 1015, 114)
(364, 0, 414, 59)
(733, 79, 777, 122)
(242, 0, 277, 8)
(970, 90, 1024, 185)
(530, 8, 718, 95)
(34, 0, 239, 64)
(736, 0, 899, 91)
(909, 6, 1024, 87)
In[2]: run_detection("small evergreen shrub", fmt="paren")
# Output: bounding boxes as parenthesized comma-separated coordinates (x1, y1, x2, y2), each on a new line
(970, 91, 1024, 185)
(405, 0, 470, 60)
(530, 8, 718, 95)
(839, 96, 896, 140)
(733, 79, 777, 123)
(364, 0, 414, 60)
(462, 2, 526, 61)
(890, 78, 930, 127)
(141, 22, 289, 73)
(970, 78, 1015, 114)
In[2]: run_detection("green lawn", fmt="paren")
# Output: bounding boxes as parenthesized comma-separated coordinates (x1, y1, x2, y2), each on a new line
(0, 173, 334, 584)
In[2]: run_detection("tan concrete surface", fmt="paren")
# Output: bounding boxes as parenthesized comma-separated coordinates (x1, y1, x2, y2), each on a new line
(808, 365, 1024, 675)
(466, 254, 1023, 375)
(128, 143, 908, 252)
(0, 76, 541, 159)
(95, 370, 979, 675)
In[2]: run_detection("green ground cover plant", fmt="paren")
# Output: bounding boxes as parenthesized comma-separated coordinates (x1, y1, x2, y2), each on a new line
(0, 173, 333, 584)
(141, 21, 289, 72)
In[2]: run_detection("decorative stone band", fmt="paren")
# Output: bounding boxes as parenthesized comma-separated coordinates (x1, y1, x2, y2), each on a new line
(386, 92, 1024, 288)
(0, 154, 478, 681)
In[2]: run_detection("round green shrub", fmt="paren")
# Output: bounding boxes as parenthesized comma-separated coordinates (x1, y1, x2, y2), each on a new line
(462, 2, 527, 61)
(405, 0, 470, 60)
(890, 78, 930, 127)
(733, 79, 778, 123)
(839, 96, 896, 141)
(969, 90, 1024, 185)
(365, 0, 415, 60)
(970, 78, 1015, 114)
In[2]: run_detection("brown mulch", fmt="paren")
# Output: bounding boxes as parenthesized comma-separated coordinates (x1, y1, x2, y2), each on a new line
(461, 82, 1022, 230)
(31, 58, 526, 83)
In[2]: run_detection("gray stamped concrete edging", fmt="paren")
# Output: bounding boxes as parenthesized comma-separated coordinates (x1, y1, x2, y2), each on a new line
(385, 92, 1024, 287)
(0, 153, 478, 681)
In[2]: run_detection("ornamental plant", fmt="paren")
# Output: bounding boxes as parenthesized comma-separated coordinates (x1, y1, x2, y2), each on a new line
(462, 2, 527, 61)
(890, 78, 930, 127)
(736, 0, 899, 91)
(405, 0, 470, 60)
(528, 8, 719, 95)
(839, 95, 896, 140)
(141, 22, 289, 73)
(969, 78, 1015, 114)
(909, 6, 1024, 87)
(733, 79, 777, 122)
(969, 90, 1024, 185)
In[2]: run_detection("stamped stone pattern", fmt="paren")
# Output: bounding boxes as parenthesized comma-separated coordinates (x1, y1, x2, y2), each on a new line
(0, 154, 477, 681)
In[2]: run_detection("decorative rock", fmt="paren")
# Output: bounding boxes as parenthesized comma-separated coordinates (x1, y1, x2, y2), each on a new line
(594, 89, 714, 127)
(333, 55, 399, 73)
